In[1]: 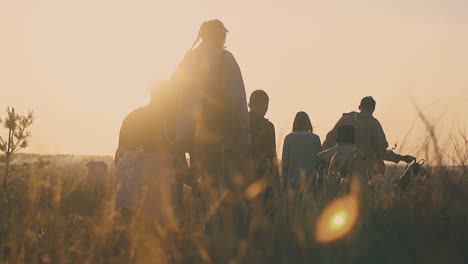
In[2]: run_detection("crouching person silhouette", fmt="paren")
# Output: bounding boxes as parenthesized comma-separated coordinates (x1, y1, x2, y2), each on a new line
(322, 96, 415, 187)
(318, 125, 363, 194)
(115, 81, 181, 227)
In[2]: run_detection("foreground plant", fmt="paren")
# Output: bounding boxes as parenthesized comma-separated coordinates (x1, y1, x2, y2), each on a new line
(0, 106, 34, 187)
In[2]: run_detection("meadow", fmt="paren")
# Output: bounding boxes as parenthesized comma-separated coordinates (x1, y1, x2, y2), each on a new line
(1, 143, 468, 264)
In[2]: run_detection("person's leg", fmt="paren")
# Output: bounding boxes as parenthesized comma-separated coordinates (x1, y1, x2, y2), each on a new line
(111, 207, 135, 259)
(192, 144, 225, 234)
(174, 154, 188, 223)
(225, 147, 250, 234)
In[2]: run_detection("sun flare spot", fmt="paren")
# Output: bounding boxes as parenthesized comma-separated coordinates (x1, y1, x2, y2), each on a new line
(315, 194, 359, 244)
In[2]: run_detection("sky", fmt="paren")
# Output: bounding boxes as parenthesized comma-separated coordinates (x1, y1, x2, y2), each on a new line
(1, 0, 467, 156)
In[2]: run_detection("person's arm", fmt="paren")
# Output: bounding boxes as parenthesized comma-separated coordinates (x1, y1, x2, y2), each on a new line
(281, 136, 290, 190)
(373, 119, 415, 163)
(269, 123, 281, 197)
(314, 135, 324, 185)
(170, 51, 199, 151)
(372, 120, 390, 160)
(322, 121, 340, 150)
(267, 122, 277, 160)
(383, 150, 401, 163)
(384, 150, 416, 163)
(170, 51, 193, 88)
(115, 119, 129, 165)
(316, 135, 323, 153)
(114, 149, 121, 166)
(223, 51, 250, 147)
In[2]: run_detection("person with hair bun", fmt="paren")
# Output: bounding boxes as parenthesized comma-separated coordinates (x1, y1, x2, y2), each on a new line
(171, 20, 250, 234)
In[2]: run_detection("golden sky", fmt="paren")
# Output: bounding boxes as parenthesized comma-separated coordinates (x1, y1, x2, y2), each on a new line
(1, 0, 467, 156)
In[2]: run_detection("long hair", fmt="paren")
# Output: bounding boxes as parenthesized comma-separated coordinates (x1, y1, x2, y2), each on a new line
(292, 111, 313, 133)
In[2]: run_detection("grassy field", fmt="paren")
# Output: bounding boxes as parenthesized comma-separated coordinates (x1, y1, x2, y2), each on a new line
(1, 152, 468, 264)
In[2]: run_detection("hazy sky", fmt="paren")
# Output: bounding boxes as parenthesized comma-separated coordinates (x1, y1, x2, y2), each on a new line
(1, 0, 467, 156)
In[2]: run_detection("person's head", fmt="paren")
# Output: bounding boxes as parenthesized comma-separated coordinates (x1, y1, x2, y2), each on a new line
(293, 111, 313, 133)
(359, 96, 376, 114)
(148, 80, 172, 107)
(249, 90, 269, 117)
(192, 19, 228, 49)
(336, 125, 355, 145)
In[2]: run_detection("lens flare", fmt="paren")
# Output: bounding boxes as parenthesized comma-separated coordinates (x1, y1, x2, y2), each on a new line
(331, 213, 345, 228)
(315, 194, 359, 244)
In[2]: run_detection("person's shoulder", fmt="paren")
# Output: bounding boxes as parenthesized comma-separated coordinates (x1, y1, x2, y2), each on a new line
(357, 112, 378, 121)
(265, 119, 275, 130)
(187, 46, 206, 56)
(222, 50, 238, 63)
(371, 115, 381, 123)
(126, 106, 146, 117)
(363, 113, 382, 127)
(284, 132, 295, 141)
(309, 132, 320, 139)
(305, 133, 321, 146)
(179, 48, 201, 65)
(123, 107, 147, 123)
(343, 111, 358, 116)
(310, 133, 321, 141)
(253, 114, 274, 129)
(223, 49, 234, 57)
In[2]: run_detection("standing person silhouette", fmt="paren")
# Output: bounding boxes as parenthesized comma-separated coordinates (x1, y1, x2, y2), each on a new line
(248, 90, 280, 216)
(282, 112, 323, 191)
(171, 20, 250, 237)
(246, 90, 280, 258)
(281, 112, 322, 223)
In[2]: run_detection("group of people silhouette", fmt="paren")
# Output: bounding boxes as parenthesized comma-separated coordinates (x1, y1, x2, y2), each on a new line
(113, 19, 416, 228)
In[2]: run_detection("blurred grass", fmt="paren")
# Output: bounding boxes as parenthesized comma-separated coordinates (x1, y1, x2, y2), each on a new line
(1, 148, 468, 263)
